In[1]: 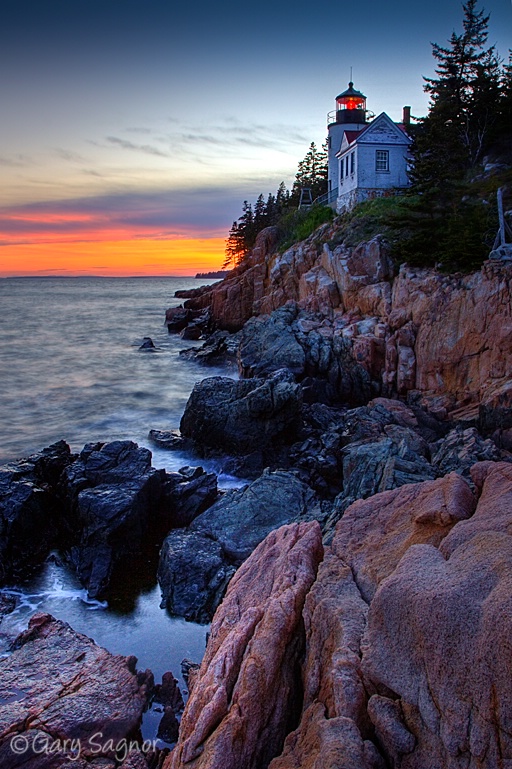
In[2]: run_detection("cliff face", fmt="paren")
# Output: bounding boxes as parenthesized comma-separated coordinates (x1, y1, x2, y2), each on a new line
(184, 226, 512, 419)
(167, 463, 512, 769)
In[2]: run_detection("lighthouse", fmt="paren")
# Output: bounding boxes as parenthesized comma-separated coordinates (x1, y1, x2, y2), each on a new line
(327, 82, 367, 193)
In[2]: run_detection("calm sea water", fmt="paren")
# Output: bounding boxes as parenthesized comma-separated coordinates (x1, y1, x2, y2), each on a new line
(0, 276, 236, 741)
(0, 276, 232, 466)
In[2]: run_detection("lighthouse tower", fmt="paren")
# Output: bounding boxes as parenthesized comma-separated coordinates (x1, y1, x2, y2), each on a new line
(327, 82, 367, 193)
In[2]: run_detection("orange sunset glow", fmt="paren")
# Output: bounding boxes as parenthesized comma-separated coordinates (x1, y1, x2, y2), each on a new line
(0, 238, 226, 277)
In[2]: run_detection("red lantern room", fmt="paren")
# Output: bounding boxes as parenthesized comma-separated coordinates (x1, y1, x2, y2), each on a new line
(335, 82, 366, 124)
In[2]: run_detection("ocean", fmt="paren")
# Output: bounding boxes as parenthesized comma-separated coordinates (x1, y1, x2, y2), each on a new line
(0, 276, 236, 742)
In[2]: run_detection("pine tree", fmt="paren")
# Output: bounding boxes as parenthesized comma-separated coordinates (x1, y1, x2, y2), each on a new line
(414, 0, 501, 191)
(291, 142, 328, 204)
(398, 1, 505, 270)
(253, 193, 267, 232)
(223, 201, 255, 268)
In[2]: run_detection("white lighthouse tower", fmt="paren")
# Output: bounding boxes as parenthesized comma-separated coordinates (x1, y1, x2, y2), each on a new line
(327, 82, 367, 194)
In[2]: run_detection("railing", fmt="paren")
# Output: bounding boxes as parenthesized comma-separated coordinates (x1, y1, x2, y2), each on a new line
(313, 188, 339, 207)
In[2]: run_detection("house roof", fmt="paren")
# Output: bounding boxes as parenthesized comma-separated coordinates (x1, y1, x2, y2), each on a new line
(336, 112, 412, 157)
(344, 130, 363, 145)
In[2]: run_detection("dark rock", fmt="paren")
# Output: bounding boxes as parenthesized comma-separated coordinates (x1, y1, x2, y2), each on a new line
(180, 370, 302, 455)
(139, 337, 156, 350)
(341, 430, 434, 503)
(180, 325, 202, 341)
(480, 396, 512, 434)
(179, 330, 241, 366)
(148, 429, 189, 451)
(165, 306, 191, 333)
(0, 613, 149, 763)
(60, 441, 165, 599)
(157, 707, 179, 744)
(190, 469, 318, 565)
(158, 530, 235, 622)
(168, 467, 217, 510)
(431, 425, 503, 480)
(154, 672, 184, 712)
(0, 442, 74, 583)
(0, 592, 16, 616)
(181, 659, 201, 691)
(162, 466, 218, 528)
(239, 305, 306, 378)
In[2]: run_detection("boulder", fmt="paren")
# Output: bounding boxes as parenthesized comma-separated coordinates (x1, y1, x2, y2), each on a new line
(238, 305, 306, 378)
(430, 425, 502, 480)
(162, 466, 218, 528)
(165, 306, 191, 333)
(179, 371, 302, 455)
(59, 441, 165, 599)
(0, 441, 74, 583)
(139, 336, 156, 350)
(268, 472, 477, 769)
(0, 613, 150, 765)
(362, 462, 512, 767)
(332, 471, 475, 602)
(165, 521, 323, 769)
(158, 530, 235, 622)
(190, 469, 318, 564)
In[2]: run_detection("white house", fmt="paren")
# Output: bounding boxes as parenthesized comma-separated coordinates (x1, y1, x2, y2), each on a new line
(326, 82, 412, 213)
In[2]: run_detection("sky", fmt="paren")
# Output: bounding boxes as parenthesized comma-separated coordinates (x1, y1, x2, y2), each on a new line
(0, 0, 510, 276)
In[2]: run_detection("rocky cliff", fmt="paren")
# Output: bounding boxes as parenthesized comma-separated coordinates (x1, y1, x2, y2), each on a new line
(166, 462, 512, 769)
(181, 224, 512, 425)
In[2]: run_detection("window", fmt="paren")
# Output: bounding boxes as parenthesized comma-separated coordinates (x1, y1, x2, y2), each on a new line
(376, 150, 389, 172)
(340, 158, 344, 180)
(350, 152, 355, 174)
(345, 156, 349, 176)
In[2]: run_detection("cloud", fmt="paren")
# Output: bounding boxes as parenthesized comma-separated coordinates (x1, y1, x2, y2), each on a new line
(0, 154, 31, 167)
(53, 148, 87, 163)
(105, 136, 170, 158)
(0, 184, 251, 245)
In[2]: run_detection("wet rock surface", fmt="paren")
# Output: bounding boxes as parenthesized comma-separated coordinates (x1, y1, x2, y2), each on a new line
(0, 613, 151, 766)
(162, 466, 218, 529)
(157, 470, 321, 622)
(179, 370, 302, 455)
(158, 529, 235, 623)
(59, 441, 166, 600)
(189, 469, 318, 564)
(0, 441, 74, 582)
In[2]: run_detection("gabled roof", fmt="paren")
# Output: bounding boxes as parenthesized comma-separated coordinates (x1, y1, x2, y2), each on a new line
(344, 130, 363, 145)
(335, 112, 411, 157)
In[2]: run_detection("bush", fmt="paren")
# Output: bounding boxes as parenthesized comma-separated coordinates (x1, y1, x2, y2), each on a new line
(277, 205, 335, 252)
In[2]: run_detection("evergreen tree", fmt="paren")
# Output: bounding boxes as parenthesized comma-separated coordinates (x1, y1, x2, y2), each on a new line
(399, 0, 505, 270)
(291, 142, 328, 204)
(253, 193, 267, 232)
(414, 0, 500, 191)
(276, 181, 290, 210)
(223, 201, 254, 268)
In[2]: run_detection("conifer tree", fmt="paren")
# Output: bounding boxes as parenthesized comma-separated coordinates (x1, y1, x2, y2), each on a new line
(413, 0, 500, 193)
(291, 142, 328, 204)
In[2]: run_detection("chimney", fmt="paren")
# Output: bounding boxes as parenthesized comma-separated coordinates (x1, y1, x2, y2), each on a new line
(402, 106, 411, 126)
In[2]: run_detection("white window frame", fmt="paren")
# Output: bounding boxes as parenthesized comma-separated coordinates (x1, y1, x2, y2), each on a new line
(376, 149, 389, 172)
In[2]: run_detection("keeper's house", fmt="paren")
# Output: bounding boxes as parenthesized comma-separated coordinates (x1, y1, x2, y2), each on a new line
(326, 82, 412, 213)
